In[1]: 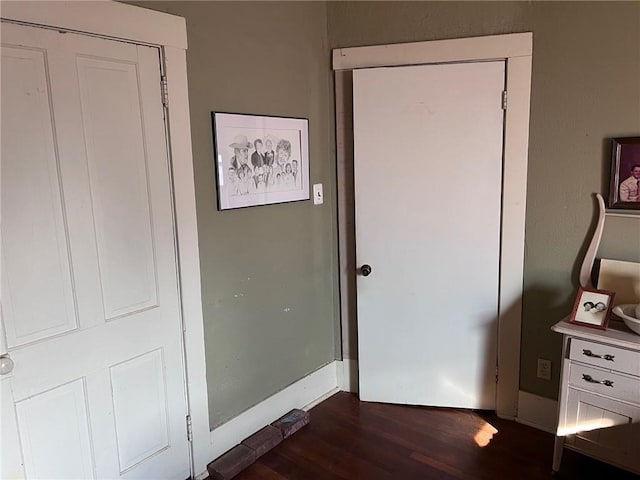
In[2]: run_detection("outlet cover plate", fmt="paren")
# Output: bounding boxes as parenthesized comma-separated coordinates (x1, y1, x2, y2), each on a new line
(537, 358, 551, 380)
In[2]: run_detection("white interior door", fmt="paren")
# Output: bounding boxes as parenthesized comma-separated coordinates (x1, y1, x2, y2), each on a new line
(1, 22, 190, 479)
(353, 61, 505, 409)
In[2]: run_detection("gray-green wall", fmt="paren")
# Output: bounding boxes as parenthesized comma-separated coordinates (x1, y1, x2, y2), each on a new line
(132, 0, 639, 428)
(327, 1, 640, 400)
(133, 1, 339, 429)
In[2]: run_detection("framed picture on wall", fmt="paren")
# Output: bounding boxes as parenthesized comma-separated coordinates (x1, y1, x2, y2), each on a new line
(569, 286, 616, 330)
(608, 136, 640, 210)
(211, 112, 310, 210)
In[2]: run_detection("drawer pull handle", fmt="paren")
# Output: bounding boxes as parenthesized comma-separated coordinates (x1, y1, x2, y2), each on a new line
(582, 349, 615, 361)
(582, 374, 614, 387)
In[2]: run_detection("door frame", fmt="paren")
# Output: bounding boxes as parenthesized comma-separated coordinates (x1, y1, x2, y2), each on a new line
(1, 2, 211, 477)
(333, 33, 532, 418)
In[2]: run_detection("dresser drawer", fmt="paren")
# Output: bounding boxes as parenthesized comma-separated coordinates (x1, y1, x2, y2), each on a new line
(570, 338, 640, 376)
(569, 363, 640, 405)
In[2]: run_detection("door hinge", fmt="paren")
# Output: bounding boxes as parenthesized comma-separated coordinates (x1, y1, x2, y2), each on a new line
(501, 90, 507, 110)
(496, 367, 499, 383)
(186, 414, 193, 442)
(161, 75, 169, 107)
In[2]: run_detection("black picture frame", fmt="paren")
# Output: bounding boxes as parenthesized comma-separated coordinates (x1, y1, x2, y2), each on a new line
(211, 112, 310, 211)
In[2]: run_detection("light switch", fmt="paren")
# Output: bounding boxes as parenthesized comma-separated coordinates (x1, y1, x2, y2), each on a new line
(313, 183, 323, 205)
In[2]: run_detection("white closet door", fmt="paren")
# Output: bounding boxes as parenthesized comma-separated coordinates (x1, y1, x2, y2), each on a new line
(1, 22, 190, 479)
(353, 61, 505, 409)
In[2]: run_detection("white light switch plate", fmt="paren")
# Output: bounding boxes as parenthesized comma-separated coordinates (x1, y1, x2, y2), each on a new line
(313, 183, 323, 205)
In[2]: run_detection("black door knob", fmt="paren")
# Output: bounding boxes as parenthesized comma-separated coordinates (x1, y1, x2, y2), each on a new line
(360, 264, 372, 277)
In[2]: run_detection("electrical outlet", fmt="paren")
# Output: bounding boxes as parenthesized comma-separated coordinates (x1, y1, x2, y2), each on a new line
(537, 358, 552, 380)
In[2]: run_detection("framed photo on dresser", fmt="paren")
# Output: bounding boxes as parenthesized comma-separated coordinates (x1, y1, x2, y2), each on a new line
(569, 286, 616, 330)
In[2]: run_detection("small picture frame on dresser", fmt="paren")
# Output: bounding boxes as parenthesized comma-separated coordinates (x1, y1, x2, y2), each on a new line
(569, 287, 616, 330)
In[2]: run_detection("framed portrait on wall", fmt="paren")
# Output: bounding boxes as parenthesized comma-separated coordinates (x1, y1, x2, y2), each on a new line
(608, 137, 640, 210)
(211, 112, 310, 210)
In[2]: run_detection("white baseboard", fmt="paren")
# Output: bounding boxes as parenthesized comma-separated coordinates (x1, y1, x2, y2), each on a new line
(208, 360, 340, 461)
(338, 358, 359, 393)
(515, 390, 558, 434)
(195, 470, 209, 480)
(302, 386, 340, 410)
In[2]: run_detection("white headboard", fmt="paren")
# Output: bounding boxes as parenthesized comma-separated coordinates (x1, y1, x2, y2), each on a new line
(598, 259, 640, 306)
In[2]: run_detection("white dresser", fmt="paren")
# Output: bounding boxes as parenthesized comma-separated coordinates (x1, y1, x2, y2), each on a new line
(552, 319, 640, 474)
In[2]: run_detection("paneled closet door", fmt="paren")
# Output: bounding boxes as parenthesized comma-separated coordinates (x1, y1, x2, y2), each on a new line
(1, 22, 190, 479)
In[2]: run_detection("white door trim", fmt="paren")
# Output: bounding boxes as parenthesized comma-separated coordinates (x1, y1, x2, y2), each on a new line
(332, 32, 532, 418)
(0, 1, 187, 49)
(332, 33, 532, 70)
(1, 2, 211, 477)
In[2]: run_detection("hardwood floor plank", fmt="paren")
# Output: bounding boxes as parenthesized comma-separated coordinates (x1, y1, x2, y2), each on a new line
(409, 451, 466, 479)
(242, 450, 328, 480)
(276, 430, 393, 479)
(234, 462, 286, 480)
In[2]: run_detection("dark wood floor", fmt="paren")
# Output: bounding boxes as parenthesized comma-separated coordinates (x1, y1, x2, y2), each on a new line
(230, 392, 636, 480)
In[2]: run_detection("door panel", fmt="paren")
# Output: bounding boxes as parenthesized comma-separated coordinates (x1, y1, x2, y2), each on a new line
(1, 45, 78, 348)
(564, 388, 640, 471)
(1, 22, 190, 479)
(15, 379, 95, 479)
(110, 349, 169, 472)
(76, 56, 159, 319)
(353, 61, 505, 409)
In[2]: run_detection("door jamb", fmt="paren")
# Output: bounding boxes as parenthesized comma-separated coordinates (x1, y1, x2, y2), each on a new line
(1, 2, 211, 476)
(332, 32, 532, 418)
